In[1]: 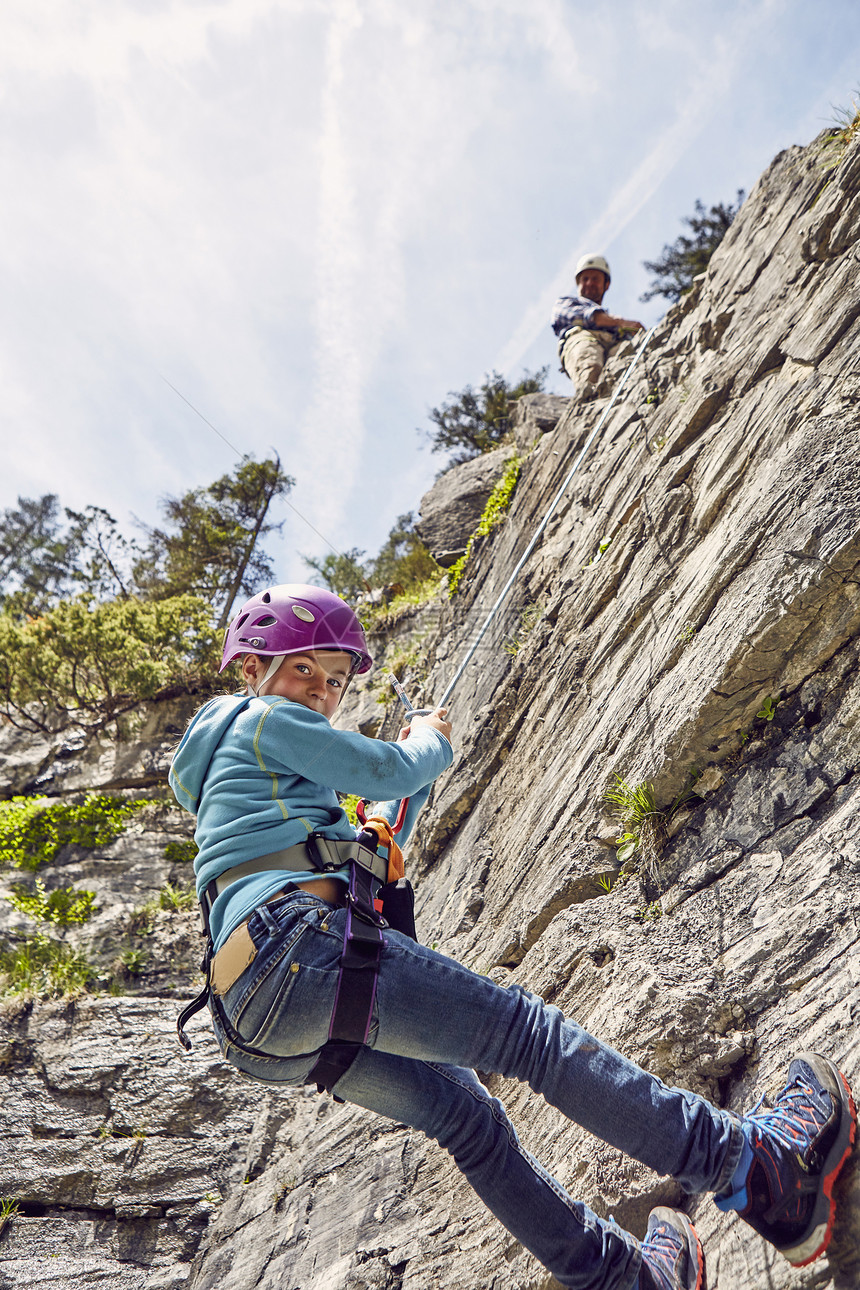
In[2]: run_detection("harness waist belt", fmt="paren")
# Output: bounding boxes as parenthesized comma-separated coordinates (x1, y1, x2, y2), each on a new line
(213, 837, 389, 897)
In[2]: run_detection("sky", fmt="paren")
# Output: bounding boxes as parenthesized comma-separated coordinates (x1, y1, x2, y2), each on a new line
(2, 0, 859, 586)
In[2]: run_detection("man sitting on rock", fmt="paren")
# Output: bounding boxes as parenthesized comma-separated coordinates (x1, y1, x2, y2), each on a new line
(552, 254, 644, 400)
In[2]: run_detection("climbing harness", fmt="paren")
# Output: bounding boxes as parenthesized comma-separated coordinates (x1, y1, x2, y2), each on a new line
(438, 324, 656, 707)
(177, 813, 415, 1094)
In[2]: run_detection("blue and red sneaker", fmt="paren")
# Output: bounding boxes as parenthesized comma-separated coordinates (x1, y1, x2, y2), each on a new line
(716, 1052, 856, 1265)
(638, 1207, 706, 1290)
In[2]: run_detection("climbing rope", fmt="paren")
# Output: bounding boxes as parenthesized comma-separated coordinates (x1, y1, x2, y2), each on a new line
(437, 325, 656, 707)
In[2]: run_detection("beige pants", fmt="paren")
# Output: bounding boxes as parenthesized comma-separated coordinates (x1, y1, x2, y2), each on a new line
(560, 328, 619, 396)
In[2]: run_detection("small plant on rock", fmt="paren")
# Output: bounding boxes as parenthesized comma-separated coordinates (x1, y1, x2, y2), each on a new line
(163, 839, 198, 865)
(159, 881, 195, 912)
(503, 602, 543, 657)
(817, 96, 860, 173)
(0, 933, 94, 998)
(602, 774, 694, 883)
(635, 901, 664, 923)
(603, 776, 666, 869)
(0, 1196, 19, 1236)
(7, 878, 96, 926)
(120, 948, 147, 976)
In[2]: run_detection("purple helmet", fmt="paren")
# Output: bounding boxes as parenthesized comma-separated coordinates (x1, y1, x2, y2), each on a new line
(220, 584, 372, 674)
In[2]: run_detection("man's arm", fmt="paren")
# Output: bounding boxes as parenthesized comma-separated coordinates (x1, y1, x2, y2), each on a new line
(591, 310, 644, 333)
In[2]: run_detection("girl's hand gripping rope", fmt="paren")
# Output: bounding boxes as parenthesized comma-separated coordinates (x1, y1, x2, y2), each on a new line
(406, 707, 452, 744)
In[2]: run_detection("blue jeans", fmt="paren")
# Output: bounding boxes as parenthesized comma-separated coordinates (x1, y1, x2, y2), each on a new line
(211, 891, 744, 1290)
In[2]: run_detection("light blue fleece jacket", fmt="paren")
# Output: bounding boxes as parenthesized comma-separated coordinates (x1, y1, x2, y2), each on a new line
(169, 692, 453, 951)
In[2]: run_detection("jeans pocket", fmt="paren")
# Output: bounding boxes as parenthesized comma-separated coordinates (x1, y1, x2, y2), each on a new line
(230, 910, 344, 1056)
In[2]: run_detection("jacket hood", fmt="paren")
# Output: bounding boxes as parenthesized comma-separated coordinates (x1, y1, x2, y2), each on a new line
(169, 693, 252, 813)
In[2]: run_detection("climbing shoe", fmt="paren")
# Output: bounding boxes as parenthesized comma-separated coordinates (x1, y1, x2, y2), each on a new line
(716, 1051, 856, 1266)
(638, 1207, 705, 1290)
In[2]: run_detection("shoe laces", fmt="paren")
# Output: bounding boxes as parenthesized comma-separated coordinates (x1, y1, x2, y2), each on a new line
(744, 1077, 827, 1157)
(641, 1219, 682, 1284)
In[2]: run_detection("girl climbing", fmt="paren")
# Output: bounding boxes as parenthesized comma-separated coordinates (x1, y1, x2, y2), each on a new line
(170, 583, 855, 1290)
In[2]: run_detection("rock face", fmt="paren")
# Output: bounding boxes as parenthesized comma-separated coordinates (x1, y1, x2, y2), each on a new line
(511, 392, 572, 453)
(2, 126, 860, 1289)
(415, 444, 510, 564)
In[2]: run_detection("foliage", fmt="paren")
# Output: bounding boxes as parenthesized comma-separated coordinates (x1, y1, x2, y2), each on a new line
(0, 932, 94, 997)
(503, 603, 543, 657)
(756, 695, 778, 722)
(603, 774, 697, 882)
(817, 96, 860, 172)
(304, 514, 442, 606)
(159, 881, 196, 912)
(340, 794, 361, 827)
(0, 795, 148, 871)
(371, 513, 441, 588)
(0, 593, 221, 730)
(99, 1121, 147, 1141)
(135, 455, 294, 629)
(302, 547, 369, 602)
(635, 901, 664, 923)
(421, 368, 549, 464)
(585, 536, 612, 569)
(641, 191, 745, 303)
(603, 776, 664, 865)
(120, 948, 147, 975)
(0, 494, 79, 614)
(128, 900, 159, 937)
(447, 456, 522, 594)
(164, 839, 198, 865)
(0, 497, 158, 618)
(7, 878, 96, 926)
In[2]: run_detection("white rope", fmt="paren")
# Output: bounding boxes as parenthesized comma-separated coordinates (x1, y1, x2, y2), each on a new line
(437, 325, 656, 707)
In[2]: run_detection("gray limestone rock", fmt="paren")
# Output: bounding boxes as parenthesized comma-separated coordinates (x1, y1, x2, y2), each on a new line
(511, 392, 572, 453)
(414, 445, 510, 561)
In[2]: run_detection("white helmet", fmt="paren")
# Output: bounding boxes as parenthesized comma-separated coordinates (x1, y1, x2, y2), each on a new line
(575, 254, 611, 286)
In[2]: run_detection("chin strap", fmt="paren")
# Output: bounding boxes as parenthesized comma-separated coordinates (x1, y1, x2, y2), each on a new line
(247, 654, 287, 697)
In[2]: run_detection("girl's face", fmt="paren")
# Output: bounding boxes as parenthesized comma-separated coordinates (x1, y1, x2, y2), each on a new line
(243, 650, 353, 718)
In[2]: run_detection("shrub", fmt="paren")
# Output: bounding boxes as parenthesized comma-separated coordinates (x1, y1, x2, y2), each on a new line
(0, 932, 94, 997)
(159, 881, 196, 912)
(164, 839, 198, 865)
(0, 794, 148, 872)
(7, 878, 96, 925)
(0, 592, 222, 731)
(421, 370, 549, 463)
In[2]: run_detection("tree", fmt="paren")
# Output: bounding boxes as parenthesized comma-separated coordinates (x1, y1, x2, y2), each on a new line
(370, 513, 439, 588)
(641, 191, 745, 304)
(421, 368, 549, 464)
(0, 495, 79, 614)
(134, 455, 294, 628)
(63, 506, 141, 602)
(302, 548, 370, 603)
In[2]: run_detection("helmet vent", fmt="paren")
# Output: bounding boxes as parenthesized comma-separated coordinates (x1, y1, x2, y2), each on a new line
(261, 591, 272, 603)
(292, 605, 315, 622)
(254, 615, 277, 627)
